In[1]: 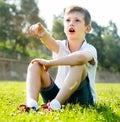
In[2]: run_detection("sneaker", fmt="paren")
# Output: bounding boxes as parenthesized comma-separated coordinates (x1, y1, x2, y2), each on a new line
(40, 102, 52, 112)
(17, 104, 39, 113)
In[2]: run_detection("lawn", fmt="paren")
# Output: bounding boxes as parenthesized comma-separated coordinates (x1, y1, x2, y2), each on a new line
(0, 81, 120, 122)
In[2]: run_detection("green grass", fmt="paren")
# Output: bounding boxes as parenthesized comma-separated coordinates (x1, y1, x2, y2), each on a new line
(0, 82, 120, 122)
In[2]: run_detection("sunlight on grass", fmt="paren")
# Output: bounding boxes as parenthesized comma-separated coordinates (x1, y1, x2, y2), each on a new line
(0, 81, 120, 122)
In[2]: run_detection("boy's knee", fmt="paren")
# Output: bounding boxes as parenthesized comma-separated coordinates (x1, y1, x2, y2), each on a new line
(27, 62, 40, 72)
(70, 65, 87, 80)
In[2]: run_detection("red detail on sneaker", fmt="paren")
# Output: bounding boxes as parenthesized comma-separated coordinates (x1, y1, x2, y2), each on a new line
(40, 102, 52, 112)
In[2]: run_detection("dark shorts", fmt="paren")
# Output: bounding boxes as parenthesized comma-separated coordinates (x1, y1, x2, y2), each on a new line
(40, 76, 94, 106)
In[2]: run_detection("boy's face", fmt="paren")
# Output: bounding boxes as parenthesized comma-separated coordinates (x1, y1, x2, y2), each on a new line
(64, 12, 91, 40)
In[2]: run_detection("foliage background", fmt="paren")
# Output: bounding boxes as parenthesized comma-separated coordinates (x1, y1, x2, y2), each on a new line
(0, 0, 120, 73)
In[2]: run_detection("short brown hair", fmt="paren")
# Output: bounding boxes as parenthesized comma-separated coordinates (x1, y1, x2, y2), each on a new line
(64, 5, 91, 26)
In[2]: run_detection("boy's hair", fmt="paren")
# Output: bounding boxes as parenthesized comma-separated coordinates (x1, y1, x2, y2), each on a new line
(64, 5, 91, 26)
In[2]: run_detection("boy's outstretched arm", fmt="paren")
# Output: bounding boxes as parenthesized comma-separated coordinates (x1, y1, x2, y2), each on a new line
(29, 22, 59, 53)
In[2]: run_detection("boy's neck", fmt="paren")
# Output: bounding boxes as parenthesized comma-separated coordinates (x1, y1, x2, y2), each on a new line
(68, 39, 85, 52)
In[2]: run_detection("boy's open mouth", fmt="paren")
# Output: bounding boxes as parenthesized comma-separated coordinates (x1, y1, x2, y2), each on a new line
(69, 28, 75, 32)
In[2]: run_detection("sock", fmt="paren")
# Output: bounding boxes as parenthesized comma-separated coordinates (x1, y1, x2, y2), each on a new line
(50, 99, 61, 110)
(26, 98, 38, 108)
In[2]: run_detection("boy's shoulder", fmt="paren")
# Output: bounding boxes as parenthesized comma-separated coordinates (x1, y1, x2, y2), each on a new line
(82, 41, 96, 49)
(81, 41, 97, 54)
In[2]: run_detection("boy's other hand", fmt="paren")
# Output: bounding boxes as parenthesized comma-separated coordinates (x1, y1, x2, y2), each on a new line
(29, 22, 46, 38)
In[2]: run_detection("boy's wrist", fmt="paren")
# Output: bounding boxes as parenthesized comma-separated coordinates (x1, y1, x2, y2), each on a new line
(38, 30, 47, 38)
(48, 60, 53, 66)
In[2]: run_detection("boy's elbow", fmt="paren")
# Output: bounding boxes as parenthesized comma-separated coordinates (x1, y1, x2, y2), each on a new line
(77, 53, 89, 65)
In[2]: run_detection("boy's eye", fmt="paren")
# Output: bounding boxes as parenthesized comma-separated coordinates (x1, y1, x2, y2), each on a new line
(66, 19, 70, 22)
(75, 19, 80, 22)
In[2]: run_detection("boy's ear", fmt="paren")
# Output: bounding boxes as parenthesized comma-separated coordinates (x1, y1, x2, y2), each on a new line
(85, 24, 91, 33)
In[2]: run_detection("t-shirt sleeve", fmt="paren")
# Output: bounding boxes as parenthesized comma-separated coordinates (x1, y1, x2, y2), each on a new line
(52, 40, 66, 59)
(83, 44, 98, 67)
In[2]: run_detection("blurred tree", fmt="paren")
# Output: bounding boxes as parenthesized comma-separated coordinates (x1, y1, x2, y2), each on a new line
(104, 21, 120, 42)
(20, 0, 46, 31)
(0, 0, 48, 59)
(0, 1, 16, 46)
(102, 34, 120, 72)
(19, 0, 49, 58)
(52, 15, 66, 40)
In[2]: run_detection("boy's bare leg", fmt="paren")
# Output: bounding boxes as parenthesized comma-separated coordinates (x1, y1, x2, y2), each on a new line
(55, 65, 87, 104)
(26, 62, 51, 106)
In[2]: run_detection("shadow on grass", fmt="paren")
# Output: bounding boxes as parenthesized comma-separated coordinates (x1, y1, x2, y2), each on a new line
(94, 103, 120, 122)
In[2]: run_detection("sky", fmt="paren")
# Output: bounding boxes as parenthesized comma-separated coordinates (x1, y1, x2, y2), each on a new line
(38, 0, 120, 35)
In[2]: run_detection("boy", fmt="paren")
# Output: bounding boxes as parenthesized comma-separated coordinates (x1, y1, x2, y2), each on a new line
(20, 5, 97, 111)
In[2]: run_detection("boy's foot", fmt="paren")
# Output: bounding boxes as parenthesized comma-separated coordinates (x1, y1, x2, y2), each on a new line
(18, 102, 52, 113)
(17, 104, 39, 113)
(40, 101, 61, 112)
(18, 100, 61, 113)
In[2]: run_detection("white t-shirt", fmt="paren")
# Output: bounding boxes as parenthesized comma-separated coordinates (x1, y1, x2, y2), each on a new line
(52, 40, 98, 103)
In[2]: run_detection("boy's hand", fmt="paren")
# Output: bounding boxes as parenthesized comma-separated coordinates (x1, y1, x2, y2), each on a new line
(29, 22, 46, 38)
(31, 58, 50, 71)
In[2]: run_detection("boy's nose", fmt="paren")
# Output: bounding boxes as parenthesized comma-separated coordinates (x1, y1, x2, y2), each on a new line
(69, 21, 74, 26)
